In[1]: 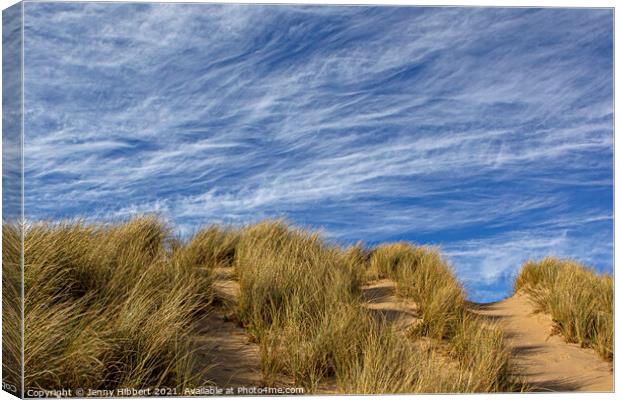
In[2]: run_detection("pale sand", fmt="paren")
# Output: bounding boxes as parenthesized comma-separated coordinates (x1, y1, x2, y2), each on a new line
(474, 292, 613, 392)
(192, 267, 264, 387)
(362, 279, 420, 332)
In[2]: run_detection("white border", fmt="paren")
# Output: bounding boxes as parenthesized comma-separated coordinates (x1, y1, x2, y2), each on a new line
(0, 2, 616, 400)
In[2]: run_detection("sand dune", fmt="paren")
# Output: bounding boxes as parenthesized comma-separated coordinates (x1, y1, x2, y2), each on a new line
(359, 279, 613, 392)
(197, 269, 612, 393)
(13, 219, 611, 394)
(474, 292, 613, 392)
(356, 279, 613, 392)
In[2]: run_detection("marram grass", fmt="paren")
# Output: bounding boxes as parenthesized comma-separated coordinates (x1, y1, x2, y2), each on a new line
(232, 220, 523, 393)
(368, 242, 518, 392)
(4, 217, 608, 394)
(7, 218, 215, 392)
(515, 257, 613, 361)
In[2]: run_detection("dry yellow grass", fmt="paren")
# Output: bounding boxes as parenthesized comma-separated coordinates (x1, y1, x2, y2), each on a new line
(231, 221, 522, 393)
(368, 243, 518, 392)
(14, 218, 612, 394)
(515, 257, 613, 361)
(5, 217, 214, 392)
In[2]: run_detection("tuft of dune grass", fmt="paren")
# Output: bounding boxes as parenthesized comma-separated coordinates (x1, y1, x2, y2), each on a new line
(14, 217, 214, 391)
(178, 226, 239, 270)
(369, 242, 520, 392)
(232, 220, 522, 393)
(367, 242, 412, 281)
(370, 243, 467, 340)
(449, 315, 515, 392)
(515, 257, 613, 361)
(233, 220, 363, 390)
(333, 319, 470, 394)
(391, 246, 466, 339)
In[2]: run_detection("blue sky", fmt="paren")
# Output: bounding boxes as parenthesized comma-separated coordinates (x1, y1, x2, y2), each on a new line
(20, 3, 612, 301)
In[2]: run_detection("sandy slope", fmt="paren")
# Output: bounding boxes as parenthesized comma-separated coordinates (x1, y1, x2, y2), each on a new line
(474, 292, 613, 392)
(362, 279, 419, 332)
(363, 279, 613, 392)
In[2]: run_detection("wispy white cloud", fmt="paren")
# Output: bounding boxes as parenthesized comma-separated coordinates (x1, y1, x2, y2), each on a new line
(443, 218, 613, 301)
(20, 4, 612, 300)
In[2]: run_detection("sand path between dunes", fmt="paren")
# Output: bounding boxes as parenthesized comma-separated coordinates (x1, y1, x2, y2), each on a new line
(192, 267, 264, 388)
(474, 292, 613, 392)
